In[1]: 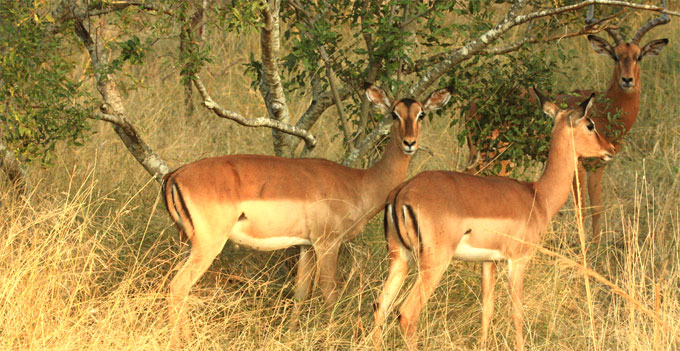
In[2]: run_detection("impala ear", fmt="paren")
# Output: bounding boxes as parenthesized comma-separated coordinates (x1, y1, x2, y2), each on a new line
(588, 35, 617, 61)
(533, 86, 558, 119)
(569, 93, 595, 126)
(639, 38, 668, 59)
(364, 83, 393, 111)
(579, 93, 595, 118)
(422, 86, 455, 112)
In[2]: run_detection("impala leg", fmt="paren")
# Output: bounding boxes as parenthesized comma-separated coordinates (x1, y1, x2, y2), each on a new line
(315, 242, 341, 308)
(572, 162, 587, 227)
(168, 232, 230, 347)
(508, 258, 528, 351)
(290, 245, 315, 328)
(587, 165, 606, 245)
(398, 254, 451, 351)
(294, 245, 315, 301)
(480, 261, 497, 350)
(372, 244, 410, 349)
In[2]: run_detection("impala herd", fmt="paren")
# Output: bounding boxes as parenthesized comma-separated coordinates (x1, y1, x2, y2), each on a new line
(161, 6, 670, 350)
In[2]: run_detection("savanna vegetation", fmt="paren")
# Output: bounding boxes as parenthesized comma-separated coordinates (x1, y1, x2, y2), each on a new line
(1, 0, 678, 350)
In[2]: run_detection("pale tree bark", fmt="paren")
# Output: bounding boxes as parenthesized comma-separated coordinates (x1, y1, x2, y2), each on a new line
(65, 2, 169, 183)
(259, 0, 294, 156)
(193, 76, 317, 149)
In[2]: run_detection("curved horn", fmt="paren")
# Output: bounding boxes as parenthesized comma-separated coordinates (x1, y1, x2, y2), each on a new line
(585, 5, 624, 45)
(631, 0, 670, 45)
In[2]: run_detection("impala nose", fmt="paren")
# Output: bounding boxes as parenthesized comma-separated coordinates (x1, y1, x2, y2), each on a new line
(402, 139, 417, 154)
(620, 77, 634, 89)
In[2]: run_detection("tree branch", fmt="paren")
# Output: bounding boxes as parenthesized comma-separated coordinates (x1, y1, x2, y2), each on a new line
(193, 76, 317, 149)
(69, 3, 169, 183)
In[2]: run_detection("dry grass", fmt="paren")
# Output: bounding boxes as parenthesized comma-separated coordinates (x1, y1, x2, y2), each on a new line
(1, 12, 679, 351)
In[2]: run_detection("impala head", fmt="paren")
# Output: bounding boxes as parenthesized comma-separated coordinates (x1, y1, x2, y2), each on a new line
(586, 3, 669, 92)
(365, 84, 454, 155)
(534, 88, 615, 161)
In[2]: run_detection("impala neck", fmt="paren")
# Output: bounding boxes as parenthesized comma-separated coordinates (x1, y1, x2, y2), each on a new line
(605, 72, 641, 133)
(533, 124, 579, 220)
(361, 133, 411, 214)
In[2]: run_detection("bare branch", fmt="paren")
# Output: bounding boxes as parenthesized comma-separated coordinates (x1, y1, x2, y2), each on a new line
(69, 3, 169, 182)
(193, 76, 317, 149)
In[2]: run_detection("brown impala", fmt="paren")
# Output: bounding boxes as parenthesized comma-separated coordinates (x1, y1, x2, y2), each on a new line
(372, 88, 615, 351)
(162, 83, 453, 344)
(569, 5, 669, 243)
(465, 4, 669, 244)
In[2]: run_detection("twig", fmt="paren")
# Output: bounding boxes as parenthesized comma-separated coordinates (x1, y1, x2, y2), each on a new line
(193, 76, 317, 149)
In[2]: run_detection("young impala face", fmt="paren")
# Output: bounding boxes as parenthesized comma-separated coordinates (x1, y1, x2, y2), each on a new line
(365, 84, 454, 156)
(538, 90, 616, 160)
(390, 99, 426, 155)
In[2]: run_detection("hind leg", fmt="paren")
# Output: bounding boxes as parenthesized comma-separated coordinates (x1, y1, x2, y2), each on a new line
(398, 251, 451, 350)
(168, 230, 230, 347)
(373, 242, 411, 349)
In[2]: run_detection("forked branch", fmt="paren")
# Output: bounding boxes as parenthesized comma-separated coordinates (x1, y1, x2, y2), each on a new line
(193, 76, 317, 149)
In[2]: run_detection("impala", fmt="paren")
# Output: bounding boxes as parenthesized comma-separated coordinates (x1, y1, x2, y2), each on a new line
(162, 83, 453, 344)
(372, 89, 615, 351)
(568, 6, 669, 243)
(464, 5, 669, 244)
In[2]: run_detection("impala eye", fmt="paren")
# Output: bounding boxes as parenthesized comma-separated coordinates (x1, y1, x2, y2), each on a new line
(418, 112, 425, 120)
(587, 121, 595, 132)
(391, 112, 399, 120)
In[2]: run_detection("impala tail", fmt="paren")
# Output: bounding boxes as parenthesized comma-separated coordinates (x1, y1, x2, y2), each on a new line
(162, 171, 194, 242)
(384, 186, 422, 254)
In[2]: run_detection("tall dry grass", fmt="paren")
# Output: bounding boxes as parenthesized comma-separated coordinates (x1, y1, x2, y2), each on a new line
(1, 10, 679, 351)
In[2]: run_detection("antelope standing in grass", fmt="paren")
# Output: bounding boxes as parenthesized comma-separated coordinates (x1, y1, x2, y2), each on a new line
(162, 83, 453, 344)
(372, 88, 615, 351)
(569, 5, 669, 243)
(465, 4, 669, 244)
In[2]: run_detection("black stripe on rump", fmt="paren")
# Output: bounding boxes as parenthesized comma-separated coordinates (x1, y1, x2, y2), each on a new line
(391, 191, 411, 251)
(404, 204, 422, 254)
(173, 184, 194, 230)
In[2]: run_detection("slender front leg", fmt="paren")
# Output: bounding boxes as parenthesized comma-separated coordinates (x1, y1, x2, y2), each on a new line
(315, 242, 341, 308)
(290, 245, 315, 328)
(587, 165, 606, 245)
(294, 245, 315, 301)
(508, 259, 528, 351)
(480, 261, 497, 350)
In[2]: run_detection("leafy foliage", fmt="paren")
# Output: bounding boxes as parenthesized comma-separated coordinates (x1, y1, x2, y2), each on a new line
(450, 49, 561, 176)
(0, 2, 92, 163)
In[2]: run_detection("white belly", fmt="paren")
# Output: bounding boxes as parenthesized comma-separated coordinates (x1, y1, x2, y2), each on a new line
(229, 220, 312, 251)
(453, 235, 506, 261)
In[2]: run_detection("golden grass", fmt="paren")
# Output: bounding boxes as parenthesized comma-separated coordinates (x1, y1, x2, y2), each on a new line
(1, 12, 679, 351)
